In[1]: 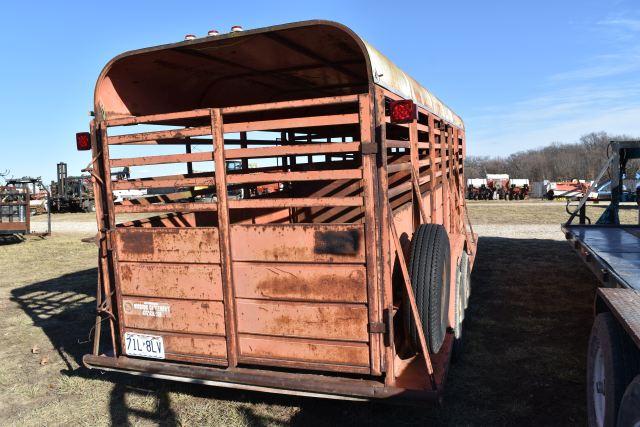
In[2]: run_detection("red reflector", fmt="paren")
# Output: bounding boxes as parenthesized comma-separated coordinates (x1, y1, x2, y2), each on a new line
(390, 100, 416, 124)
(76, 132, 91, 151)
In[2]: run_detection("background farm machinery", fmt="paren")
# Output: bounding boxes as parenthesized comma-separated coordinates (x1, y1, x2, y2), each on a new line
(49, 162, 132, 212)
(467, 175, 530, 200)
(0, 177, 51, 238)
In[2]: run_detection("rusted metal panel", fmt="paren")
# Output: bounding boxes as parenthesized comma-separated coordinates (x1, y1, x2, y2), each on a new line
(231, 224, 366, 263)
(0, 222, 28, 231)
(236, 300, 369, 342)
(118, 262, 223, 301)
(114, 228, 221, 263)
(123, 329, 228, 361)
(239, 335, 370, 366)
(122, 297, 225, 335)
(233, 263, 367, 303)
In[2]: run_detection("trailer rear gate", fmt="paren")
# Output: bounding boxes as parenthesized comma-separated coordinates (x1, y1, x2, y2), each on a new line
(96, 94, 384, 375)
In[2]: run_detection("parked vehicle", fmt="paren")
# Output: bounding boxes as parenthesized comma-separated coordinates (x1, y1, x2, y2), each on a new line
(545, 180, 590, 200)
(79, 20, 476, 403)
(50, 162, 96, 212)
(563, 141, 640, 426)
(508, 178, 529, 200)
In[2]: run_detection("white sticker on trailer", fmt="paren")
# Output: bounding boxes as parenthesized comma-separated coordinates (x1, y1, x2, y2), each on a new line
(124, 332, 165, 359)
(124, 301, 171, 318)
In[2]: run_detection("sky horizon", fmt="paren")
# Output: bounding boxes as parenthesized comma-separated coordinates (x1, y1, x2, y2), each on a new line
(1, 0, 639, 183)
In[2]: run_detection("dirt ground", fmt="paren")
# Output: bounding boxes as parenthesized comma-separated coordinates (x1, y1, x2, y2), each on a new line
(1, 202, 602, 426)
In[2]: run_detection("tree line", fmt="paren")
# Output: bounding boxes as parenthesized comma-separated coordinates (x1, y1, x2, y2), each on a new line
(465, 132, 639, 181)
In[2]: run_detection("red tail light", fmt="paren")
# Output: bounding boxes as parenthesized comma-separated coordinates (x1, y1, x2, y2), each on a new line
(390, 100, 416, 124)
(76, 132, 91, 151)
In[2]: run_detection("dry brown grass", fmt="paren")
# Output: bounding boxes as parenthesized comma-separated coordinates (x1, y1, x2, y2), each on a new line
(467, 199, 639, 225)
(0, 203, 606, 425)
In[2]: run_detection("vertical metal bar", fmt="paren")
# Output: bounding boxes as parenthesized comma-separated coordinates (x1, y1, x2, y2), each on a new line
(409, 120, 420, 230)
(25, 187, 30, 234)
(427, 115, 437, 223)
(211, 109, 239, 368)
(186, 143, 194, 175)
(240, 131, 249, 198)
(94, 122, 118, 354)
(375, 88, 396, 384)
(358, 93, 382, 376)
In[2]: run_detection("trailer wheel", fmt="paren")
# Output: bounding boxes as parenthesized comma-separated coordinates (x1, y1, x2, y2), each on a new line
(587, 313, 639, 427)
(460, 250, 471, 310)
(618, 375, 640, 427)
(405, 224, 450, 354)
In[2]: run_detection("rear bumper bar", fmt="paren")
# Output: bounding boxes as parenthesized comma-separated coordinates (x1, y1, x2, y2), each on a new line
(83, 354, 439, 404)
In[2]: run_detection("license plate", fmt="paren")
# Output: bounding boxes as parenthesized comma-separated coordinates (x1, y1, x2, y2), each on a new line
(124, 332, 165, 359)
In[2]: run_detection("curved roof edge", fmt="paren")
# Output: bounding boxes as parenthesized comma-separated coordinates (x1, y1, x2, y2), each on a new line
(94, 19, 463, 129)
(364, 42, 464, 129)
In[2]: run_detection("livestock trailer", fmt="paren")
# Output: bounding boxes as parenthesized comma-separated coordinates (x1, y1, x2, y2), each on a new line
(563, 141, 640, 426)
(81, 20, 477, 403)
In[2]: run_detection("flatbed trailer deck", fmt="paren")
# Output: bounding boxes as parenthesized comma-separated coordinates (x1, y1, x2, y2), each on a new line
(563, 141, 640, 426)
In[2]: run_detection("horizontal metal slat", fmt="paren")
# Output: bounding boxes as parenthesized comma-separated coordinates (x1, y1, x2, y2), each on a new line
(108, 126, 212, 145)
(110, 151, 214, 168)
(114, 202, 218, 214)
(105, 109, 212, 127)
(225, 142, 360, 159)
(112, 176, 215, 190)
(223, 113, 359, 133)
(227, 169, 362, 185)
(221, 94, 358, 114)
(228, 197, 363, 209)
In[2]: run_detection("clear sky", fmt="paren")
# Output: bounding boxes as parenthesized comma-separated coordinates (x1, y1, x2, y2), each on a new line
(1, 0, 639, 182)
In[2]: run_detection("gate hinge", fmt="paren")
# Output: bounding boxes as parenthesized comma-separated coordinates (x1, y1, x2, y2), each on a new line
(361, 143, 378, 155)
(368, 321, 386, 334)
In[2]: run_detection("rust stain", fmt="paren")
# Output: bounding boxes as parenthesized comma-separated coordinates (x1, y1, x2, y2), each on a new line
(120, 231, 153, 255)
(255, 273, 362, 301)
(313, 230, 361, 255)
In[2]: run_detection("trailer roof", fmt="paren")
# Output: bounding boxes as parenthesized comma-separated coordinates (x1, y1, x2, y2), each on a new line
(95, 20, 463, 129)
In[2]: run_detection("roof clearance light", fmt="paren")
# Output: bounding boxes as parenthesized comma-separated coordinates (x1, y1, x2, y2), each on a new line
(389, 100, 416, 124)
(231, 25, 243, 32)
(76, 132, 91, 151)
(184, 34, 196, 40)
(207, 29, 220, 36)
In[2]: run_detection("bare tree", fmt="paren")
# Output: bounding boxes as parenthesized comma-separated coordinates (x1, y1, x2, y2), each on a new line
(465, 132, 638, 181)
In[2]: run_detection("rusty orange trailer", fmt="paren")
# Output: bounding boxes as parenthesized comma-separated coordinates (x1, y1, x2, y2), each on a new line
(81, 20, 477, 403)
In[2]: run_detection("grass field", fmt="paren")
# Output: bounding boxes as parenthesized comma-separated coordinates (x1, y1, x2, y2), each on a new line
(0, 202, 602, 425)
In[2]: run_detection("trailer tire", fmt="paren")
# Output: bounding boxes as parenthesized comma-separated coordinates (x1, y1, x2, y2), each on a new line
(587, 313, 639, 427)
(618, 375, 640, 427)
(405, 224, 450, 355)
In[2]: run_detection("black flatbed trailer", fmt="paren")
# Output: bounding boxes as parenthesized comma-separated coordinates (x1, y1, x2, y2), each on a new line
(563, 141, 640, 427)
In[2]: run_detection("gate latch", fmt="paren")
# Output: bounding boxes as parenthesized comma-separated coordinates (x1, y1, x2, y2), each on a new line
(368, 321, 386, 334)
